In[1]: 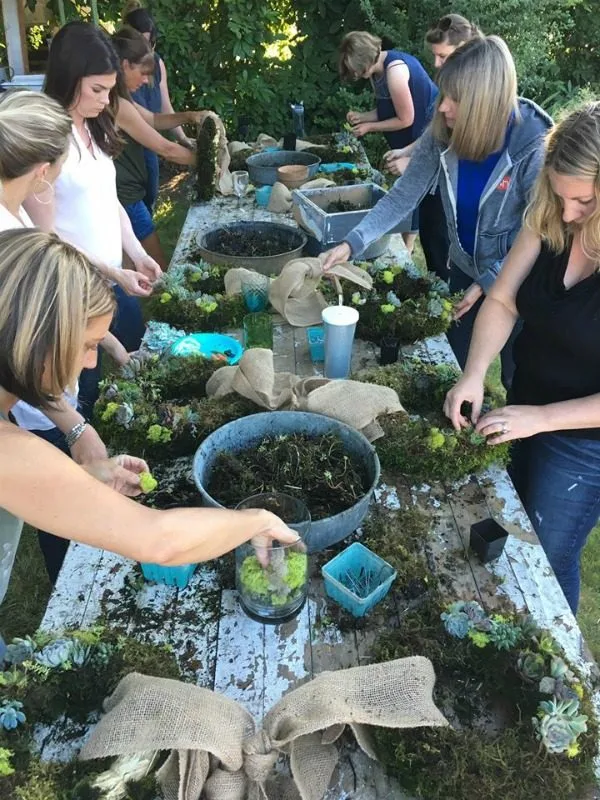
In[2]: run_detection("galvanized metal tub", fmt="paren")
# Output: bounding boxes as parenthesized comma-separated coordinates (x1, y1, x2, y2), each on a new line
(246, 150, 321, 186)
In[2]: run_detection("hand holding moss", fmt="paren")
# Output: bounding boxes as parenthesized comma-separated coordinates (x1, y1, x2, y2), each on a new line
(244, 509, 304, 567)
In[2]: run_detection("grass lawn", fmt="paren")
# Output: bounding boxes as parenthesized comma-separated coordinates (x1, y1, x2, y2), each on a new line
(0, 184, 598, 665)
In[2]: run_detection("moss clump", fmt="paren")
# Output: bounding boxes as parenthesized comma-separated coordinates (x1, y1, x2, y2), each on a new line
(370, 595, 598, 800)
(240, 552, 307, 606)
(196, 116, 218, 202)
(139, 471, 158, 494)
(146, 291, 245, 334)
(206, 432, 370, 518)
(229, 147, 253, 172)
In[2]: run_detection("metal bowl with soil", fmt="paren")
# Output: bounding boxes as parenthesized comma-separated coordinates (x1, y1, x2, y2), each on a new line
(196, 221, 307, 275)
(193, 411, 381, 552)
(246, 150, 321, 186)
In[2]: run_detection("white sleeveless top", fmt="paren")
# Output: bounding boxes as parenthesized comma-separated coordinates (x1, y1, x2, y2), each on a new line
(53, 124, 122, 269)
(0, 204, 78, 431)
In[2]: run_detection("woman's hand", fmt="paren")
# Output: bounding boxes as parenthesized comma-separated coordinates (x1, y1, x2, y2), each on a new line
(383, 148, 406, 166)
(116, 269, 154, 297)
(69, 425, 108, 465)
(387, 156, 411, 176)
(245, 510, 304, 567)
(351, 122, 372, 138)
(346, 110, 364, 125)
(321, 242, 351, 271)
(133, 254, 163, 283)
(443, 374, 486, 430)
(476, 405, 548, 445)
(453, 283, 483, 321)
(83, 455, 149, 497)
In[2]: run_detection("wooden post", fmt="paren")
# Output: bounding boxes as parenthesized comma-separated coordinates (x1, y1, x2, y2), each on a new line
(2, 0, 29, 75)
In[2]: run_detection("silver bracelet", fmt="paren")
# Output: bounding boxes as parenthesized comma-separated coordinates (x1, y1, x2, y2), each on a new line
(65, 421, 88, 448)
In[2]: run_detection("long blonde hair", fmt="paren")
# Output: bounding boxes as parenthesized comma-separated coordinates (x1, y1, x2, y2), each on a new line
(526, 102, 600, 260)
(0, 230, 115, 408)
(0, 89, 71, 180)
(431, 35, 519, 161)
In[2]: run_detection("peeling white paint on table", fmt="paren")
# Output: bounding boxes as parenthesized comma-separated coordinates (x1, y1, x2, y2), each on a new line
(40, 196, 599, 793)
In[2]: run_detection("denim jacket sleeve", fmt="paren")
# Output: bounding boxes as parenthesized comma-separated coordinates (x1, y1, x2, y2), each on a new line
(475, 143, 546, 293)
(344, 129, 440, 258)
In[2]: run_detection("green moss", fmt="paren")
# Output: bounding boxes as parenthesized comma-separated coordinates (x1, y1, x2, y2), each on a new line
(196, 116, 218, 202)
(240, 552, 308, 605)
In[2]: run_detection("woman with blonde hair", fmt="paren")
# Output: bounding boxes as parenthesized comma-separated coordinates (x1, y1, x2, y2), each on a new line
(444, 102, 600, 614)
(324, 36, 552, 388)
(0, 229, 297, 633)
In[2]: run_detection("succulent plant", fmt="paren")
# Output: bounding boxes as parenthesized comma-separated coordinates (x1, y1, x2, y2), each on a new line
(91, 642, 115, 667)
(441, 602, 473, 639)
(3, 636, 35, 666)
(533, 698, 588, 754)
(69, 640, 92, 668)
(550, 655, 574, 682)
(35, 638, 74, 669)
(0, 700, 26, 730)
(539, 676, 557, 695)
(488, 616, 522, 650)
(517, 651, 546, 682)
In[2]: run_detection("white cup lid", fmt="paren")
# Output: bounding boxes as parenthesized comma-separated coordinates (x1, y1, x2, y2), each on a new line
(321, 305, 360, 326)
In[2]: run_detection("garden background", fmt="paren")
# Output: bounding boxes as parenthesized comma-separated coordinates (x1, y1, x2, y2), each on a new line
(1, 0, 599, 659)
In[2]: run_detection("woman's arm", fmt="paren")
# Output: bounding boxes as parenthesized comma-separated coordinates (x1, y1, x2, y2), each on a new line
(360, 62, 414, 134)
(0, 424, 297, 565)
(133, 100, 198, 132)
(443, 228, 542, 428)
(116, 98, 195, 166)
(118, 203, 162, 281)
(158, 58, 191, 144)
(40, 398, 108, 464)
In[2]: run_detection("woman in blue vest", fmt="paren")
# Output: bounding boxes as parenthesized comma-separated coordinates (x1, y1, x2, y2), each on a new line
(339, 30, 447, 274)
(123, 3, 195, 214)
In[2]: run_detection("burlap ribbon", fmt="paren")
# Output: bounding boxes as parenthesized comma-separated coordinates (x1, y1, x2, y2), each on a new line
(81, 656, 447, 800)
(205, 348, 403, 441)
(268, 257, 372, 327)
(267, 181, 293, 213)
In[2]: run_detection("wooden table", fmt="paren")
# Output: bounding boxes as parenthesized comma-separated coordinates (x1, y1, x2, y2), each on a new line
(39, 196, 599, 795)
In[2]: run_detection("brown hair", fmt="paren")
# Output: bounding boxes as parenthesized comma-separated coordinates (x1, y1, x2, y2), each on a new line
(0, 230, 115, 408)
(339, 31, 382, 82)
(431, 35, 519, 161)
(425, 13, 482, 48)
(526, 102, 600, 261)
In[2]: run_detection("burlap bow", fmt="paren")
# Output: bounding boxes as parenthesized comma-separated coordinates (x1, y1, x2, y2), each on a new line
(205, 348, 403, 441)
(81, 656, 447, 800)
(266, 257, 372, 327)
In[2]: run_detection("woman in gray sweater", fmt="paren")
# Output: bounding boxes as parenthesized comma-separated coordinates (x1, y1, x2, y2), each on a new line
(323, 36, 552, 388)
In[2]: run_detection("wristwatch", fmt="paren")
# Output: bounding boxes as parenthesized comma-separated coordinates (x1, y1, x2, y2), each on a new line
(65, 421, 88, 448)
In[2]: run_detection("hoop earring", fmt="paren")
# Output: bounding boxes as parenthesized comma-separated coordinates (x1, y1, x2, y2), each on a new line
(33, 179, 54, 205)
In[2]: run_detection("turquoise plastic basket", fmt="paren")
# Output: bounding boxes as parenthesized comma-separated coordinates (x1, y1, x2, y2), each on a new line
(321, 542, 396, 617)
(140, 562, 197, 589)
(307, 326, 325, 362)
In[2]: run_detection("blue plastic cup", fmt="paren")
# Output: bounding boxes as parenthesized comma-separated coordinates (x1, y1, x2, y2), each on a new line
(322, 305, 359, 379)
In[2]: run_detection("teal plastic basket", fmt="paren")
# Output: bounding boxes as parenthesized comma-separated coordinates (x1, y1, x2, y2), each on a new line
(321, 542, 396, 617)
(307, 326, 325, 361)
(140, 562, 197, 589)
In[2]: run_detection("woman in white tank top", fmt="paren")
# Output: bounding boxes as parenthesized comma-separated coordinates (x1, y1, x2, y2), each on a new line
(25, 21, 163, 414)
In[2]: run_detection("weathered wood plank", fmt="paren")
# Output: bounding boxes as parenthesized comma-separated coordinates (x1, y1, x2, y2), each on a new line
(39, 543, 104, 633)
(213, 589, 265, 718)
(263, 602, 311, 714)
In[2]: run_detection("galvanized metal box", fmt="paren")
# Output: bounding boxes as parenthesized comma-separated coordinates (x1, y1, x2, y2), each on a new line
(291, 183, 412, 248)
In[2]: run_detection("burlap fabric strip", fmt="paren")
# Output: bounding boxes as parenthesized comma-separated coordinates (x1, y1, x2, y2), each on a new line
(267, 182, 293, 214)
(205, 348, 403, 441)
(81, 656, 447, 800)
(267, 257, 372, 327)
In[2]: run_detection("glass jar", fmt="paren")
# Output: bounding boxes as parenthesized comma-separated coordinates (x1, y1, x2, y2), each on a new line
(235, 493, 311, 623)
(241, 273, 270, 313)
(243, 312, 273, 349)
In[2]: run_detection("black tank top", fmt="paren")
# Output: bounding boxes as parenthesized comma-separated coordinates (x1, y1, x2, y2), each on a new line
(513, 239, 600, 439)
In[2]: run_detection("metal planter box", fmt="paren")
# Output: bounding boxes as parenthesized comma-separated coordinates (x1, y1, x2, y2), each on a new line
(291, 183, 412, 250)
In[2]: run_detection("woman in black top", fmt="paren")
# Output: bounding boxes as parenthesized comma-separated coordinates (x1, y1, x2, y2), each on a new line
(444, 102, 600, 614)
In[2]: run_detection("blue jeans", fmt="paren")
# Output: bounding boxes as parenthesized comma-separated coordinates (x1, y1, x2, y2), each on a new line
(78, 285, 145, 419)
(124, 199, 155, 242)
(32, 426, 71, 583)
(509, 432, 600, 614)
(143, 149, 160, 213)
(446, 264, 521, 390)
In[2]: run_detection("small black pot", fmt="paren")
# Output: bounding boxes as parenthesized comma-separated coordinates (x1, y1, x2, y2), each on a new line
(237, 114, 251, 141)
(282, 132, 297, 151)
(470, 518, 508, 563)
(380, 336, 400, 365)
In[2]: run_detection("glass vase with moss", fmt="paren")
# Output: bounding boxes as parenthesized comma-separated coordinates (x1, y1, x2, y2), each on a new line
(235, 493, 310, 623)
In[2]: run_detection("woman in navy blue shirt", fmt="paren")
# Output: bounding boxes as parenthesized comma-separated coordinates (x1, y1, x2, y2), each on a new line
(339, 30, 447, 274)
